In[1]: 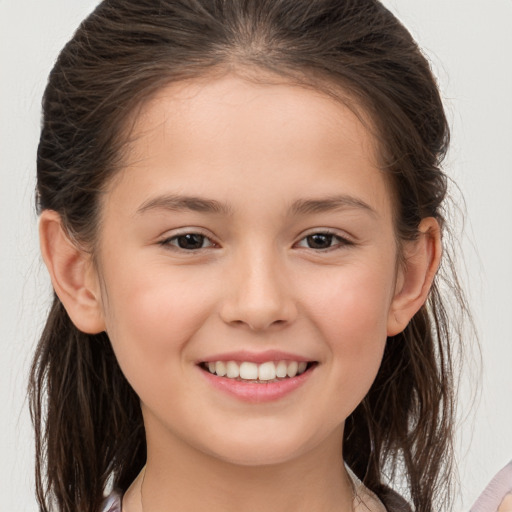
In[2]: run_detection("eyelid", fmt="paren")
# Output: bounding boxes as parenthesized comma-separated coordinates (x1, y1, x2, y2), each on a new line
(294, 228, 355, 250)
(155, 227, 355, 251)
(157, 227, 219, 250)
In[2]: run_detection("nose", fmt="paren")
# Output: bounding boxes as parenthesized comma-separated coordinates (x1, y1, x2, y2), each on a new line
(219, 249, 298, 331)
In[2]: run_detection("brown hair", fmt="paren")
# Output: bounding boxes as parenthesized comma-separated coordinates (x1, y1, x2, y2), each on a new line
(29, 1, 467, 511)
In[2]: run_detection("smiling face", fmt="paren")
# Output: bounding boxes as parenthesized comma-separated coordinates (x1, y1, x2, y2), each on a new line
(92, 74, 403, 466)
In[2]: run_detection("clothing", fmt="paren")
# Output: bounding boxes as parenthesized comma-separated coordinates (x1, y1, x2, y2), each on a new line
(100, 490, 122, 512)
(347, 466, 387, 512)
(470, 460, 512, 512)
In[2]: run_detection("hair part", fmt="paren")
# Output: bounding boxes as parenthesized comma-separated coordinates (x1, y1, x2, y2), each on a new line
(30, 1, 468, 511)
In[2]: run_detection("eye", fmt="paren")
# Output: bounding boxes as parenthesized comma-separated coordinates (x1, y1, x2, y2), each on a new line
(296, 232, 352, 250)
(160, 233, 215, 250)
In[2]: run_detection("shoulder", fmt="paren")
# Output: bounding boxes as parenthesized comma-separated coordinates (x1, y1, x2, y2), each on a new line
(353, 485, 388, 512)
(471, 460, 512, 512)
(346, 464, 413, 512)
(346, 465, 388, 512)
(100, 490, 123, 512)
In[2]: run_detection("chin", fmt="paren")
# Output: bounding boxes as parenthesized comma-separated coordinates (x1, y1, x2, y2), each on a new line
(198, 424, 328, 468)
(212, 446, 304, 467)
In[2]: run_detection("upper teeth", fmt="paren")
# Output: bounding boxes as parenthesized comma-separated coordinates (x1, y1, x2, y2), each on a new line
(206, 360, 308, 380)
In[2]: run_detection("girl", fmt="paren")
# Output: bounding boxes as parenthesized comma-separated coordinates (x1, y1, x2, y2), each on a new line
(29, 1, 474, 511)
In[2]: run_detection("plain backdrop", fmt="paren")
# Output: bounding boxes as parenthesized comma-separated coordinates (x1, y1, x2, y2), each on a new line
(1, 1, 511, 510)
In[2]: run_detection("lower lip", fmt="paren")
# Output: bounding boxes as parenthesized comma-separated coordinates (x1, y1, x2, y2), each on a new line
(199, 366, 315, 403)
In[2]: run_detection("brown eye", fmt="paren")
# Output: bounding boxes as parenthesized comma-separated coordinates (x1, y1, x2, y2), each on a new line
(161, 233, 214, 250)
(306, 233, 334, 249)
(296, 232, 353, 251)
(175, 234, 206, 249)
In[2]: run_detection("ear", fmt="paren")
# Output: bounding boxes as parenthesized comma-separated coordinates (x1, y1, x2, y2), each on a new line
(387, 217, 442, 336)
(39, 210, 106, 334)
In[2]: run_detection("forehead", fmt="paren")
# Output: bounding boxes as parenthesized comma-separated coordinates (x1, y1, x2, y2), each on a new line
(108, 73, 393, 219)
(124, 72, 379, 158)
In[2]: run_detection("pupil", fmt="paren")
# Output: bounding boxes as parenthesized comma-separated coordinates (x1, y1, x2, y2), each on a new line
(177, 234, 204, 249)
(307, 234, 332, 249)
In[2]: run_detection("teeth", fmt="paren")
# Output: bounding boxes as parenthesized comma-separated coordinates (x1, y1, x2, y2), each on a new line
(239, 362, 258, 380)
(286, 361, 298, 377)
(297, 361, 307, 374)
(216, 361, 227, 377)
(275, 361, 288, 378)
(226, 361, 240, 378)
(205, 360, 311, 381)
(258, 361, 276, 381)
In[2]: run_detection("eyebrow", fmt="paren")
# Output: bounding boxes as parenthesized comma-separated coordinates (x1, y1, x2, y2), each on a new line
(290, 195, 377, 216)
(136, 194, 232, 215)
(136, 193, 376, 217)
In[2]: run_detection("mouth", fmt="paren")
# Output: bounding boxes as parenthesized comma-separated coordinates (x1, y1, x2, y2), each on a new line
(198, 360, 318, 383)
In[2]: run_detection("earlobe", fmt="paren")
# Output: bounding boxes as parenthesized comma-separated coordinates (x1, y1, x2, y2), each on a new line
(39, 210, 106, 334)
(387, 217, 442, 336)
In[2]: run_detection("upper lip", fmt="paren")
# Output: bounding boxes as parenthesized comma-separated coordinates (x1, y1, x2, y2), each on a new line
(197, 350, 315, 364)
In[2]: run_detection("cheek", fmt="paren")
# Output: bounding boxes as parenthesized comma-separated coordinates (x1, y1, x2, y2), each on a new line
(301, 261, 395, 340)
(297, 262, 394, 404)
(100, 263, 215, 381)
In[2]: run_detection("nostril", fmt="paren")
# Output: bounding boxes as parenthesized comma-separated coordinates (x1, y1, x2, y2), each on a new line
(225, 317, 291, 331)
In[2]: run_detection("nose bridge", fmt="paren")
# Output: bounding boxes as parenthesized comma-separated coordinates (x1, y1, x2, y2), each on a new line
(220, 242, 296, 331)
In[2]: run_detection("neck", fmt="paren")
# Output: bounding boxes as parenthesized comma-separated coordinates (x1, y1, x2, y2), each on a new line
(124, 423, 353, 512)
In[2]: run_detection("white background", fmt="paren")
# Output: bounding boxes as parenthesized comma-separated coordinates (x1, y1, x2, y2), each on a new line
(1, 1, 511, 510)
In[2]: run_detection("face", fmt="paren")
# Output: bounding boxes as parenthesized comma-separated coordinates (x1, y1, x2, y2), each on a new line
(95, 74, 402, 466)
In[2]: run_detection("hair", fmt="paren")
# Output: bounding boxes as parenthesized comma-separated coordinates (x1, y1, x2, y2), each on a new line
(29, 1, 468, 511)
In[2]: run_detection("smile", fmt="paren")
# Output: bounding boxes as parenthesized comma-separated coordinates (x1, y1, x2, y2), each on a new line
(200, 360, 313, 382)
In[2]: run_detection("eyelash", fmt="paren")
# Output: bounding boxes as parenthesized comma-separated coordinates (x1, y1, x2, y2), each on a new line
(158, 229, 354, 252)
(294, 231, 354, 251)
(158, 232, 216, 251)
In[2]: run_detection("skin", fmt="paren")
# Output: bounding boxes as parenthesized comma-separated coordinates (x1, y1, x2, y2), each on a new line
(499, 495, 512, 511)
(39, 73, 441, 512)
